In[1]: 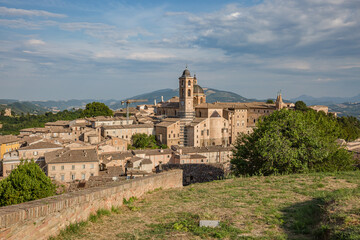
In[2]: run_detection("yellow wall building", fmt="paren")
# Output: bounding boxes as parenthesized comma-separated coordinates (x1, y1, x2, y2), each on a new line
(0, 135, 20, 159)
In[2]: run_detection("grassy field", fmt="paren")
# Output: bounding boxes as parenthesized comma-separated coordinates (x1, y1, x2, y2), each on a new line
(51, 171, 360, 240)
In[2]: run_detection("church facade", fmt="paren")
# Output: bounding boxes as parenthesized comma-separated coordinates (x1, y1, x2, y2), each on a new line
(155, 68, 291, 147)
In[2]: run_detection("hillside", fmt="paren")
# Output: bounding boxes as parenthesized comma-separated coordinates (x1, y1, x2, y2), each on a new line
(1, 88, 252, 112)
(0, 101, 49, 115)
(52, 171, 360, 240)
(290, 93, 360, 106)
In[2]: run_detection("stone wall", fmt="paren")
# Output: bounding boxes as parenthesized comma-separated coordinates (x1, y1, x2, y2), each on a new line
(160, 163, 229, 185)
(0, 170, 183, 240)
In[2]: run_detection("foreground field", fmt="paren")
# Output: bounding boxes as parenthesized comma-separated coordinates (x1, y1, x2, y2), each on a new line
(52, 171, 360, 240)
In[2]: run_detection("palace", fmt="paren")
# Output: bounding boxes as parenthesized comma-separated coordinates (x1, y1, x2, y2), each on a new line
(155, 67, 294, 147)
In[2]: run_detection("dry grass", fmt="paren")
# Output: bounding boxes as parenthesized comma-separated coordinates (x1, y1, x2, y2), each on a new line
(51, 171, 360, 240)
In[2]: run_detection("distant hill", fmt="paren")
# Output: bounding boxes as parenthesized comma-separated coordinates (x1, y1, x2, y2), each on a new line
(111, 88, 252, 109)
(290, 94, 360, 106)
(0, 100, 49, 115)
(7, 88, 252, 112)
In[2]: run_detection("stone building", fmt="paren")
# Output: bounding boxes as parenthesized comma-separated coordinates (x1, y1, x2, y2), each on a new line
(155, 67, 292, 147)
(2, 141, 63, 177)
(88, 116, 134, 128)
(0, 135, 20, 159)
(45, 148, 99, 182)
(101, 123, 154, 142)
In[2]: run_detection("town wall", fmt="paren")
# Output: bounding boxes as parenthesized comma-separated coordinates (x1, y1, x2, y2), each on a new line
(0, 169, 183, 240)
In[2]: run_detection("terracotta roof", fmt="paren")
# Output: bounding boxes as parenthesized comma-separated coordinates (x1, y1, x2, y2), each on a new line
(180, 146, 234, 154)
(210, 110, 221, 118)
(45, 148, 98, 164)
(133, 148, 172, 155)
(99, 152, 133, 162)
(0, 135, 19, 145)
(102, 123, 154, 130)
(87, 116, 134, 121)
(128, 156, 144, 163)
(189, 154, 207, 159)
(195, 102, 276, 110)
(19, 142, 62, 150)
(45, 120, 70, 126)
(141, 158, 152, 164)
(20, 128, 50, 133)
(156, 120, 179, 127)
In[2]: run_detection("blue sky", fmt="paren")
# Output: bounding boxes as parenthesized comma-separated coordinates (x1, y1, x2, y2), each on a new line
(0, 0, 359, 101)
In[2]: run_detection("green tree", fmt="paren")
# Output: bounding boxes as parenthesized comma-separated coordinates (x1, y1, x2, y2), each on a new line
(231, 110, 355, 176)
(82, 102, 113, 117)
(294, 101, 308, 111)
(0, 160, 56, 206)
(266, 99, 274, 104)
(337, 116, 360, 141)
(131, 133, 158, 149)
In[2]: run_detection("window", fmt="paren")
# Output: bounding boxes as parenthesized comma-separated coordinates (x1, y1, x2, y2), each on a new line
(82, 174, 86, 180)
(90, 164, 94, 169)
(82, 164, 85, 169)
(72, 165, 75, 170)
(188, 89, 191, 97)
(90, 173, 94, 176)
(71, 174, 75, 180)
(207, 130, 209, 136)
(201, 130, 204, 136)
(61, 165, 64, 170)
(61, 175, 64, 181)
(188, 80, 191, 86)
(33, 151, 38, 156)
(52, 166, 55, 171)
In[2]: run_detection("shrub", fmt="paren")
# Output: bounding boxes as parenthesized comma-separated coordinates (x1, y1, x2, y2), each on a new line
(0, 160, 56, 206)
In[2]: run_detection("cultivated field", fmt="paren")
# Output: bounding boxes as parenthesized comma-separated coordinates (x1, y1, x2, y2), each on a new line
(52, 171, 360, 240)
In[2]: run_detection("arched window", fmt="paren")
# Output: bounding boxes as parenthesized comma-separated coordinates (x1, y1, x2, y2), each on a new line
(182, 89, 184, 97)
(200, 98, 203, 103)
(188, 89, 191, 97)
(188, 80, 191, 86)
(182, 80, 184, 86)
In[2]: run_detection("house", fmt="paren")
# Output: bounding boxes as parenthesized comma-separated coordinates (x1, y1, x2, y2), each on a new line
(2, 141, 63, 177)
(45, 148, 99, 182)
(0, 135, 20, 159)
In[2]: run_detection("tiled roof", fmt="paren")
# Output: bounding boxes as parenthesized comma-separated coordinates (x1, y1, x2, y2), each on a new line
(45, 148, 98, 163)
(102, 123, 154, 130)
(0, 135, 19, 145)
(19, 142, 62, 150)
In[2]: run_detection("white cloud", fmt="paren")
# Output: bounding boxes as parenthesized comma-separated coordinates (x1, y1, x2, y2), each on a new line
(27, 39, 45, 46)
(0, 6, 66, 18)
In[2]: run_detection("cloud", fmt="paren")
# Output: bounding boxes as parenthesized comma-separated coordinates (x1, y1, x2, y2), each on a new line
(0, 6, 66, 18)
(26, 39, 45, 45)
(172, 0, 360, 58)
(316, 77, 337, 82)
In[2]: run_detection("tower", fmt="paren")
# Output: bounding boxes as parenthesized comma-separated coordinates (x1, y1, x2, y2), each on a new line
(178, 67, 195, 120)
(275, 91, 283, 110)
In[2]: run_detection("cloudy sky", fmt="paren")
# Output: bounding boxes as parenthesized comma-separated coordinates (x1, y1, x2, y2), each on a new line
(0, 0, 359, 101)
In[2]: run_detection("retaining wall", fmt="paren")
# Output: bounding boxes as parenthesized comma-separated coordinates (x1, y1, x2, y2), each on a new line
(0, 170, 183, 240)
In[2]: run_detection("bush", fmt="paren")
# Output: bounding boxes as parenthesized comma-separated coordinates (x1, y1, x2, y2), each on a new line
(0, 160, 56, 206)
(231, 109, 355, 176)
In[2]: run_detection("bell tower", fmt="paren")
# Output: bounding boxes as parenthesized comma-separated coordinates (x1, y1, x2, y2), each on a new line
(179, 66, 195, 119)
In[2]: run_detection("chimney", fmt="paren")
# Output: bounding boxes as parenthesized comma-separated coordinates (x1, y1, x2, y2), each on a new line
(161, 96, 164, 102)
(154, 99, 157, 105)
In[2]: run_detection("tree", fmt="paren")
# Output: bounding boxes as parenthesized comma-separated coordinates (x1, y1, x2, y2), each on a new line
(337, 116, 360, 141)
(131, 133, 158, 149)
(82, 102, 113, 118)
(231, 109, 355, 176)
(266, 99, 274, 104)
(0, 160, 56, 206)
(294, 101, 308, 111)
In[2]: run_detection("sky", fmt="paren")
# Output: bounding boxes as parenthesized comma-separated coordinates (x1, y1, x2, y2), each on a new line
(0, 0, 359, 101)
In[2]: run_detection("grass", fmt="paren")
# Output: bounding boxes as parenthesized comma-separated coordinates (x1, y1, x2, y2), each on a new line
(50, 171, 360, 240)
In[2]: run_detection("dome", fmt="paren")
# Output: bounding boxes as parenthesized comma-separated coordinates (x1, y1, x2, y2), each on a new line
(181, 68, 191, 77)
(193, 84, 204, 94)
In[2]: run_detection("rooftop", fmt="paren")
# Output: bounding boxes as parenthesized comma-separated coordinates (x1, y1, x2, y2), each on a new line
(45, 148, 98, 164)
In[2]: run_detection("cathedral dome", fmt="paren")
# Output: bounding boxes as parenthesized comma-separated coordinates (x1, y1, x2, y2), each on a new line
(193, 84, 204, 94)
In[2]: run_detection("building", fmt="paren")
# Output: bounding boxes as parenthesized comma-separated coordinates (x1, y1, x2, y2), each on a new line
(0, 135, 20, 159)
(101, 123, 154, 142)
(155, 67, 293, 147)
(2, 141, 63, 177)
(88, 116, 134, 128)
(45, 148, 99, 182)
